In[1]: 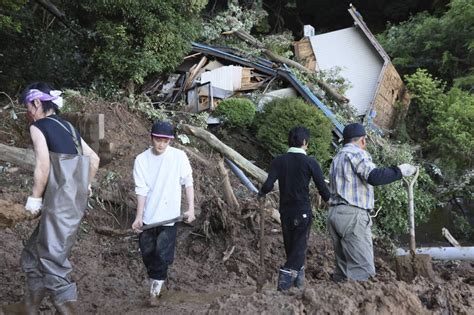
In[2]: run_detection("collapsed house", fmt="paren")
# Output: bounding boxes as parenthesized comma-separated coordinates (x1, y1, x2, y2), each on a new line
(148, 42, 344, 138)
(146, 5, 409, 139)
(294, 5, 410, 131)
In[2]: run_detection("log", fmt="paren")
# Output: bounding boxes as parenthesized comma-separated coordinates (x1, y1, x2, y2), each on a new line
(217, 156, 240, 211)
(0, 143, 35, 172)
(0, 143, 135, 209)
(442, 227, 461, 247)
(179, 124, 268, 184)
(224, 30, 349, 105)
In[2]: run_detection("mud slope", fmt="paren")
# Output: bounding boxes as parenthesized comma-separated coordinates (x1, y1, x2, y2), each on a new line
(1, 97, 473, 314)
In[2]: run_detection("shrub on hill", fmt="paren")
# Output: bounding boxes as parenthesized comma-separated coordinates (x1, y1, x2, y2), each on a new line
(255, 97, 333, 165)
(214, 98, 256, 129)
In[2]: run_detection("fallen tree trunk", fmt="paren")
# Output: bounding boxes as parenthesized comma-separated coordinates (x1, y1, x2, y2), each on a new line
(217, 156, 240, 211)
(224, 30, 349, 105)
(0, 143, 35, 171)
(442, 227, 461, 247)
(179, 124, 268, 184)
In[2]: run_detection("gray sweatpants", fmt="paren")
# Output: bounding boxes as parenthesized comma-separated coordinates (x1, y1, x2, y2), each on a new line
(327, 204, 375, 281)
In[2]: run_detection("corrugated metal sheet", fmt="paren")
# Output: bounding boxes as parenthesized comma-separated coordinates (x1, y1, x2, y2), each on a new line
(310, 27, 383, 116)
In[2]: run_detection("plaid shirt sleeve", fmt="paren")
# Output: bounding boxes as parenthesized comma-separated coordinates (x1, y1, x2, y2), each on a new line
(349, 151, 376, 181)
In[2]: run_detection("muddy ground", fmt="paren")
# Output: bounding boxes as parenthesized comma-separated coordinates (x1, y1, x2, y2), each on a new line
(0, 97, 473, 314)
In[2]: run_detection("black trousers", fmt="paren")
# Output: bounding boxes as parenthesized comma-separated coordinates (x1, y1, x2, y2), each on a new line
(139, 225, 177, 280)
(280, 210, 312, 270)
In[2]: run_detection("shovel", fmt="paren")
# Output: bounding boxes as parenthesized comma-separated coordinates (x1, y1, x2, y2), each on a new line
(256, 196, 266, 293)
(94, 216, 183, 237)
(395, 167, 435, 281)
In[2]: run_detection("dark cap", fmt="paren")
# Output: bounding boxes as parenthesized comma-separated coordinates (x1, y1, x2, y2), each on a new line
(151, 121, 174, 139)
(343, 123, 366, 140)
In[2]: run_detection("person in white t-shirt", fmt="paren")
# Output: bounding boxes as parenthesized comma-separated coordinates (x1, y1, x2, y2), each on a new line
(132, 120, 195, 303)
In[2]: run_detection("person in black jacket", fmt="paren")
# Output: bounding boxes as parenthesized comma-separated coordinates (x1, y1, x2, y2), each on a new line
(259, 126, 330, 291)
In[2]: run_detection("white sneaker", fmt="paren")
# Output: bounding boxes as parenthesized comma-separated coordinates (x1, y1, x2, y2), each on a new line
(150, 279, 164, 298)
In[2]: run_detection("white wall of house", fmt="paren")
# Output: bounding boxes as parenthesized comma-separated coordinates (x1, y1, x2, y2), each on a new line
(310, 27, 383, 116)
(200, 65, 243, 91)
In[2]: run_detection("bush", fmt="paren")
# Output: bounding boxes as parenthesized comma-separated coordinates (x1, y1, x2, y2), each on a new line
(405, 69, 474, 176)
(367, 138, 437, 237)
(214, 98, 256, 129)
(378, 0, 474, 88)
(256, 97, 333, 164)
(428, 87, 474, 173)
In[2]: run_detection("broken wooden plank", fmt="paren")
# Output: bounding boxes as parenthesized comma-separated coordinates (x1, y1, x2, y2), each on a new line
(184, 52, 202, 60)
(184, 56, 208, 90)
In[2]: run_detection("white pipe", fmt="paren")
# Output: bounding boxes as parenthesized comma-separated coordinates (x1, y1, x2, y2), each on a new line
(396, 247, 474, 260)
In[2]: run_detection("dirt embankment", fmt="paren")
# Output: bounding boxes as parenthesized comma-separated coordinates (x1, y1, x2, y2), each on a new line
(1, 97, 473, 314)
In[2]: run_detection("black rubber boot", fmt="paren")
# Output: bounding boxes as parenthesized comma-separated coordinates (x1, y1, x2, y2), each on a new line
(295, 266, 305, 289)
(277, 268, 297, 291)
(53, 300, 77, 315)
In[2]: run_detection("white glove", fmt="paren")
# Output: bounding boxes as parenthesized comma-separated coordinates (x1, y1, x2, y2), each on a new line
(398, 164, 417, 177)
(25, 196, 42, 215)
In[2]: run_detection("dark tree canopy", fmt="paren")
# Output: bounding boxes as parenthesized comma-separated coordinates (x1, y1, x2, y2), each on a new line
(0, 0, 207, 94)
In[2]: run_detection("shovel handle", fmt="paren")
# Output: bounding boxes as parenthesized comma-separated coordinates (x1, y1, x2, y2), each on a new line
(403, 167, 419, 253)
(257, 197, 266, 293)
(141, 216, 184, 231)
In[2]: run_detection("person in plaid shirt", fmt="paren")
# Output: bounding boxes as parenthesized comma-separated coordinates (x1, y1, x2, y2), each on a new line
(328, 123, 416, 281)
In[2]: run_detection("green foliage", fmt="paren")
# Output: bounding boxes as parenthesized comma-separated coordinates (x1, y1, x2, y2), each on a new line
(128, 100, 167, 122)
(404, 69, 445, 145)
(428, 87, 474, 172)
(378, 0, 474, 88)
(312, 208, 328, 232)
(261, 31, 294, 59)
(188, 112, 210, 129)
(102, 170, 122, 185)
(294, 67, 355, 124)
(0, 2, 87, 93)
(256, 97, 333, 164)
(0, 0, 27, 32)
(71, 0, 207, 86)
(0, 1, 207, 94)
(201, 3, 295, 61)
(367, 137, 437, 237)
(202, 3, 267, 42)
(452, 213, 473, 240)
(405, 69, 474, 175)
(214, 98, 256, 128)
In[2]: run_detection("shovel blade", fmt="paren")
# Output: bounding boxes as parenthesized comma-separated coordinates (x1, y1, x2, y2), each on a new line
(395, 253, 436, 282)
